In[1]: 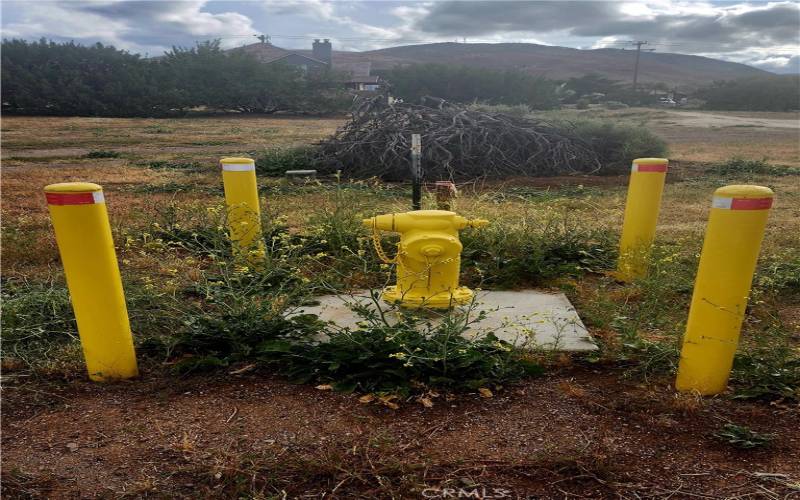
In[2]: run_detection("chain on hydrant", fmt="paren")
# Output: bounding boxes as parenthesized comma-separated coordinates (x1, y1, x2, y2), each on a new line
(363, 210, 488, 309)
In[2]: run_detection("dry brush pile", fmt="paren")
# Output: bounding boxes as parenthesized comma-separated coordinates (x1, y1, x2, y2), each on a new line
(314, 96, 603, 180)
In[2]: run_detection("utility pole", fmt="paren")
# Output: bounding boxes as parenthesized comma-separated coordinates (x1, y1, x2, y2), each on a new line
(631, 41, 647, 92)
(629, 40, 656, 92)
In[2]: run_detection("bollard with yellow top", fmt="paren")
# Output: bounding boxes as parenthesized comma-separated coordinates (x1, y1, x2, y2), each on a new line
(220, 157, 265, 262)
(616, 157, 669, 282)
(675, 185, 774, 395)
(45, 182, 138, 381)
(363, 210, 488, 309)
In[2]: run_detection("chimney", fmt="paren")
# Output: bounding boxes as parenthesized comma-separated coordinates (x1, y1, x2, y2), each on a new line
(312, 38, 332, 66)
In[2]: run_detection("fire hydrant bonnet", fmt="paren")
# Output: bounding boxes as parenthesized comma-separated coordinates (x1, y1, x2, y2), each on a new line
(363, 210, 488, 309)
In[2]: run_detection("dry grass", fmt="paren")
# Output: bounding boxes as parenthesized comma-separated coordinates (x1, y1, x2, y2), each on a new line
(2, 112, 799, 277)
(2, 112, 799, 499)
(543, 107, 800, 166)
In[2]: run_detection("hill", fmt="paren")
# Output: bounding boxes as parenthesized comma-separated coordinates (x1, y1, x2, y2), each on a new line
(295, 42, 770, 89)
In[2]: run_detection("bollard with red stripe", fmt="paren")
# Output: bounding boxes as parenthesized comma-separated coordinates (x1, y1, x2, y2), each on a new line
(616, 157, 669, 281)
(675, 184, 774, 395)
(45, 182, 138, 381)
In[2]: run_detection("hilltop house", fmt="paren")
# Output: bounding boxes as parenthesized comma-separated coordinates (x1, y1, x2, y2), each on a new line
(234, 39, 381, 91)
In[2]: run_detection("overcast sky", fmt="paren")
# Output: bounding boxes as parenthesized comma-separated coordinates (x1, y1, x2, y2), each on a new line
(2, 1, 798, 73)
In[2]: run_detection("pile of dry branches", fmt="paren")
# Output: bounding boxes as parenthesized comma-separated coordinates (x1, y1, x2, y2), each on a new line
(314, 96, 602, 180)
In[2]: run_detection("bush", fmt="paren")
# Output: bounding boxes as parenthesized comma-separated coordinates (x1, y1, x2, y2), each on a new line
(605, 101, 628, 110)
(558, 118, 668, 172)
(575, 98, 590, 110)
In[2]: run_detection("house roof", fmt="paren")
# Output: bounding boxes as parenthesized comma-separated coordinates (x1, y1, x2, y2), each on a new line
(346, 75, 380, 84)
(235, 43, 327, 65)
(227, 43, 378, 83)
(333, 61, 372, 78)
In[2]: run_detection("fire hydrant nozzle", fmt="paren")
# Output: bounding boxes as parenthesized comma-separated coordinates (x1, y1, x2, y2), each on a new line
(364, 210, 488, 309)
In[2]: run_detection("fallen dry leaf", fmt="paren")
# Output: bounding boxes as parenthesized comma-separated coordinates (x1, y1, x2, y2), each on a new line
(478, 387, 493, 398)
(378, 395, 400, 410)
(229, 364, 256, 375)
(315, 384, 333, 391)
(359, 394, 375, 404)
(419, 397, 434, 408)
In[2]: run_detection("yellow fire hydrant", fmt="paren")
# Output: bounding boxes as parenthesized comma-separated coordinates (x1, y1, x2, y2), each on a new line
(363, 210, 488, 309)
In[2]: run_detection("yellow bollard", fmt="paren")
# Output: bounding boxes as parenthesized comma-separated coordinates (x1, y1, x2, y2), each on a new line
(45, 182, 138, 381)
(220, 157, 265, 262)
(616, 157, 669, 282)
(675, 185, 774, 395)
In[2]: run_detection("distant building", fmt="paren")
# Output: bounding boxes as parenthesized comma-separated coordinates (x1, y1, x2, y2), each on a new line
(233, 39, 381, 91)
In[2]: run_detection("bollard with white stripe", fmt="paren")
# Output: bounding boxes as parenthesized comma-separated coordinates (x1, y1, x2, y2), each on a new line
(45, 182, 138, 381)
(220, 157, 265, 262)
(616, 157, 669, 282)
(675, 185, 774, 395)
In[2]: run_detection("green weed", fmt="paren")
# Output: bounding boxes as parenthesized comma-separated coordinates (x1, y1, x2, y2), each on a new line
(143, 160, 203, 171)
(706, 157, 800, 177)
(461, 208, 616, 288)
(714, 423, 773, 449)
(84, 150, 121, 158)
(129, 182, 223, 195)
(142, 125, 174, 134)
(0, 277, 77, 365)
(254, 147, 316, 176)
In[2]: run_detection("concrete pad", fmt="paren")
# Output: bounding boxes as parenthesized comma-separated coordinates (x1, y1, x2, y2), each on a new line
(289, 290, 597, 352)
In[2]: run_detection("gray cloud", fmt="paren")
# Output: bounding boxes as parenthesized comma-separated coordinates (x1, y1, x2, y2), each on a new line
(2, 0, 254, 54)
(416, 1, 617, 36)
(749, 54, 800, 74)
(416, 1, 800, 52)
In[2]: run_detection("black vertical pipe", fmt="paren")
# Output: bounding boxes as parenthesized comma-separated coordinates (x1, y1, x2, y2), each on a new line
(411, 134, 422, 210)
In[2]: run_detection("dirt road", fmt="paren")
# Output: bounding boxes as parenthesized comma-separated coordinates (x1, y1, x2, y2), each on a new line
(666, 110, 800, 129)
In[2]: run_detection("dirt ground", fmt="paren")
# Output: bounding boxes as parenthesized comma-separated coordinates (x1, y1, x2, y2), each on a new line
(2, 111, 799, 498)
(3, 366, 799, 498)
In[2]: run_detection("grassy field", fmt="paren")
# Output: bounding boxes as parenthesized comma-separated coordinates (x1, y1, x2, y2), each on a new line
(2, 109, 799, 498)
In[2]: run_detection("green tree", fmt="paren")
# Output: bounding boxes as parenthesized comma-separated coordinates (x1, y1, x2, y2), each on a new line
(696, 76, 800, 111)
(380, 63, 559, 109)
(1, 38, 348, 117)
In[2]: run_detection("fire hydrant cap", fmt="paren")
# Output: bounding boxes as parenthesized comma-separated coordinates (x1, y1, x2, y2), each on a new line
(469, 218, 489, 228)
